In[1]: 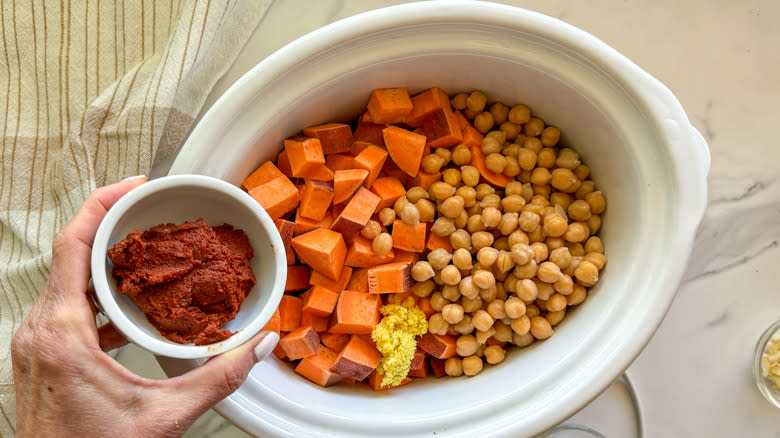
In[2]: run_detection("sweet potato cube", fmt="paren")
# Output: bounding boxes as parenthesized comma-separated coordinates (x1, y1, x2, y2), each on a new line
(410, 170, 441, 189)
(352, 145, 388, 188)
(276, 150, 293, 177)
(299, 179, 334, 221)
(352, 115, 386, 148)
(368, 370, 412, 391)
(248, 176, 299, 220)
(370, 176, 407, 211)
(410, 348, 426, 371)
(242, 161, 285, 191)
(326, 153, 356, 172)
(328, 290, 381, 335)
(429, 357, 447, 378)
(345, 267, 369, 292)
(274, 218, 296, 265)
(292, 228, 347, 281)
(426, 231, 453, 253)
(320, 332, 350, 352)
(461, 124, 484, 148)
(310, 266, 353, 293)
(262, 308, 281, 337)
(284, 265, 310, 292)
(279, 326, 320, 360)
(423, 104, 463, 149)
(382, 126, 426, 177)
(417, 296, 435, 317)
(278, 295, 303, 332)
(391, 220, 426, 252)
(367, 88, 413, 125)
(406, 87, 450, 128)
(367, 262, 412, 294)
(380, 158, 409, 187)
(301, 312, 330, 332)
(330, 187, 381, 241)
(302, 285, 340, 317)
(300, 163, 334, 181)
(333, 169, 369, 205)
(283, 136, 326, 178)
(303, 123, 354, 155)
(295, 345, 345, 387)
(418, 333, 457, 359)
(294, 210, 333, 236)
(345, 235, 395, 268)
(330, 335, 382, 381)
(392, 249, 420, 265)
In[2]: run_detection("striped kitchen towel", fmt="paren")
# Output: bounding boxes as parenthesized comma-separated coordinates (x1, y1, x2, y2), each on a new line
(0, 0, 272, 434)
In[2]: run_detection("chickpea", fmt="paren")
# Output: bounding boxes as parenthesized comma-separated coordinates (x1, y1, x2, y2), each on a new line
(563, 255, 582, 277)
(537, 261, 563, 283)
(406, 186, 429, 203)
(378, 207, 396, 226)
(412, 280, 435, 297)
(458, 165, 480, 188)
(546, 309, 566, 326)
(488, 102, 509, 125)
(441, 265, 463, 286)
(573, 260, 599, 286)
(550, 168, 580, 193)
(526, 303, 541, 319)
(573, 164, 590, 181)
(453, 315, 474, 335)
(428, 313, 450, 335)
(510, 243, 535, 265)
(516, 147, 537, 171)
(521, 182, 534, 201)
(574, 180, 595, 200)
(553, 274, 574, 295)
(411, 261, 435, 282)
(541, 126, 561, 147)
(542, 215, 568, 237)
(451, 93, 468, 109)
(530, 167, 552, 186)
(448, 143, 470, 166)
(587, 214, 602, 234)
(466, 214, 485, 234)
(537, 148, 557, 168)
(508, 104, 531, 124)
(361, 220, 382, 239)
(508, 230, 530, 247)
(503, 274, 518, 295)
(462, 295, 483, 312)
(450, 248, 472, 271)
(567, 243, 586, 257)
(474, 111, 495, 133)
(466, 91, 487, 112)
(372, 232, 393, 256)
(441, 284, 461, 302)
(523, 136, 543, 153)
(549, 191, 572, 209)
(421, 153, 446, 174)
(517, 211, 541, 233)
(502, 156, 521, 178)
(462, 355, 484, 377)
(500, 121, 521, 141)
(450, 229, 472, 251)
(481, 136, 502, 155)
(431, 217, 456, 237)
(493, 321, 513, 342)
(475, 183, 495, 200)
(438, 195, 465, 219)
(530, 242, 549, 263)
(513, 332, 535, 347)
(530, 316, 554, 339)
(429, 181, 456, 201)
(549, 246, 573, 270)
(494, 250, 516, 273)
(442, 168, 461, 187)
(398, 203, 420, 225)
(497, 212, 519, 235)
(483, 152, 506, 174)
(432, 271, 444, 286)
(472, 270, 496, 290)
(484, 345, 506, 365)
(555, 147, 581, 169)
(511, 315, 531, 335)
(584, 236, 604, 254)
(504, 296, 527, 318)
(472, 309, 495, 332)
(416, 198, 436, 223)
(454, 276, 477, 300)
(514, 260, 538, 280)
(485, 130, 507, 144)
(430, 292, 450, 312)
(500, 194, 525, 213)
(545, 236, 565, 250)
(471, 231, 495, 251)
(584, 252, 607, 270)
(545, 292, 568, 313)
(494, 237, 510, 251)
(454, 334, 478, 356)
(444, 357, 464, 377)
(434, 147, 452, 164)
(567, 284, 587, 306)
(427, 248, 453, 270)
(567, 199, 591, 221)
(487, 299, 508, 320)
(480, 207, 502, 228)
(523, 117, 545, 136)
(442, 303, 466, 324)
(535, 280, 555, 300)
(564, 222, 590, 243)
(476, 246, 499, 268)
(515, 279, 539, 302)
(533, 184, 551, 197)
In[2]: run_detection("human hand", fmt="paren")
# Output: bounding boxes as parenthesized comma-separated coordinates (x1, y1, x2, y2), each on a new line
(11, 177, 279, 438)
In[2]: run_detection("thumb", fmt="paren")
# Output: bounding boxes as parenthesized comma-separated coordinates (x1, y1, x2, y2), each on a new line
(162, 330, 279, 418)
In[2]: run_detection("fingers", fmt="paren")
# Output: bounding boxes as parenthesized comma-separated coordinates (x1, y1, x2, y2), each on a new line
(98, 323, 129, 352)
(162, 331, 279, 418)
(48, 176, 146, 302)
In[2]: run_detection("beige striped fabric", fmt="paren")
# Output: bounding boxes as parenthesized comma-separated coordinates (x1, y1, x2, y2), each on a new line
(0, 0, 272, 434)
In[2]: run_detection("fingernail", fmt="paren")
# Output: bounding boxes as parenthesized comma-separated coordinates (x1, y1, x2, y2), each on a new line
(121, 174, 146, 182)
(252, 331, 279, 363)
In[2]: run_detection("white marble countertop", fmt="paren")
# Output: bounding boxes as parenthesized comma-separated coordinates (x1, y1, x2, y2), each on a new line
(121, 1, 780, 436)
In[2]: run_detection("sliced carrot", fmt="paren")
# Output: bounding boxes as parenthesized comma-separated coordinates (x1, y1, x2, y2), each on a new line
(284, 265, 310, 292)
(303, 123, 354, 155)
(295, 345, 345, 387)
(262, 308, 281, 337)
(326, 153, 355, 172)
(330, 335, 382, 381)
(301, 285, 340, 317)
(276, 149, 293, 177)
(299, 179, 334, 221)
(274, 218, 296, 265)
(426, 231, 453, 253)
(301, 312, 330, 333)
(333, 169, 369, 205)
(367, 261, 412, 294)
(320, 332, 350, 352)
(368, 370, 412, 391)
(345, 267, 369, 292)
(391, 220, 427, 252)
(370, 176, 406, 212)
(248, 176, 300, 220)
(345, 235, 395, 268)
(392, 249, 420, 264)
(468, 142, 512, 188)
(330, 187, 381, 242)
(283, 136, 326, 178)
(453, 110, 469, 131)
(278, 295, 303, 332)
(367, 88, 413, 125)
(461, 124, 484, 148)
(418, 333, 458, 359)
(382, 126, 426, 177)
(352, 145, 388, 188)
(294, 210, 333, 235)
(309, 265, 352, 292)
(328, 290, 381, 335)
(292, 228, 347, 281)
(423, 105, 463, 149)
(279, 326, 320, 360)
(242, 161, 285, 191)
(409, 170, 441, 189)
(406, 87, 450, 128)
(429, 357, 447, 378)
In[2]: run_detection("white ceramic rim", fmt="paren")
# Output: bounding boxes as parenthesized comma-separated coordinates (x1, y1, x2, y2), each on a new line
(91, 174, 287, 359)
(168, 1, 710, 435)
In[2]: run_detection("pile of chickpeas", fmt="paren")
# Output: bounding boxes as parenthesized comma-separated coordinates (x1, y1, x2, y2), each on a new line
(360, 90, 607, 378)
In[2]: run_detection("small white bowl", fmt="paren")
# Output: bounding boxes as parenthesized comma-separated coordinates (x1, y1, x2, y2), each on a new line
(753, 319, 780, 408)
(90, 174, 286, 359)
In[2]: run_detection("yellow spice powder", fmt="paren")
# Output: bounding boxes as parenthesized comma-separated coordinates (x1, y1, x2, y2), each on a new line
(371, 297, 428, 387)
